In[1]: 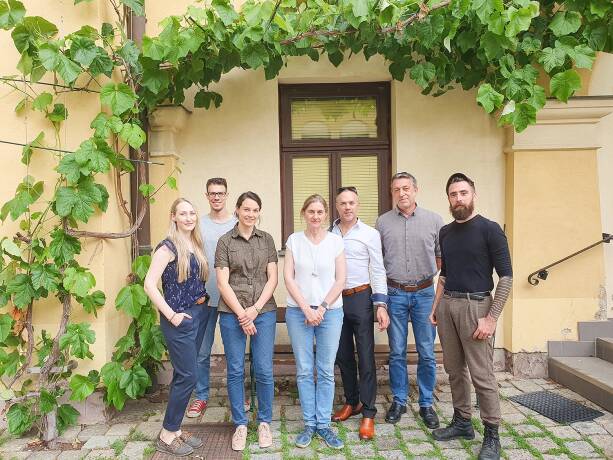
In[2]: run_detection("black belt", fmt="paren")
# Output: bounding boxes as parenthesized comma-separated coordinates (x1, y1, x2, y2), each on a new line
(444, 290, 491, 300)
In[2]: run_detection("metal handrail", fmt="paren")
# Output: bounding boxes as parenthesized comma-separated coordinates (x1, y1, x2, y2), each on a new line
(528, 233, 612, 285)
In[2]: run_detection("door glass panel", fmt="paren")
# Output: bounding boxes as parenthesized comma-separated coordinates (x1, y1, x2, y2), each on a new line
(341, 155, 379, 227)
(292, 156, 330, 231)
(291, 98, 377, 140)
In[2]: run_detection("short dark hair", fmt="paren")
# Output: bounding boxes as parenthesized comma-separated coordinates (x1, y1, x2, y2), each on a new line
(446, 172, 475, 194)
(236, 191, 262, 210)
(391, 172, 417, 188)
(206, 177, 227, 191)
(336, 186, 358, 196)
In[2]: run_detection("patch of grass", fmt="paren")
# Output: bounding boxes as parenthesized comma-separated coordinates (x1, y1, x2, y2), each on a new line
(126, 428, 149, 442)
(141, 410, 156, 420)
(110, 437, 127, 456)
(142, 443, 156, 459)
(523, 416, 595, 460)
(503, 422, 544, 459)
(583, 436, 606, 458)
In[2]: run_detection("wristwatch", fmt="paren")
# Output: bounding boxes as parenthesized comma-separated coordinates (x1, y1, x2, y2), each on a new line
(320, 301, 329, 311)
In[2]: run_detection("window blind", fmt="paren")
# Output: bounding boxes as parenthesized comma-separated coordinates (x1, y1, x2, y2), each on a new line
(341, 155, 379, 227)
(292, 156, 330, 231)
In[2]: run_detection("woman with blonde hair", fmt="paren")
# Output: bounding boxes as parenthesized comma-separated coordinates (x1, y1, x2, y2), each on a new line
(284, 194, 346, 450)
(144, 198, 210, 457)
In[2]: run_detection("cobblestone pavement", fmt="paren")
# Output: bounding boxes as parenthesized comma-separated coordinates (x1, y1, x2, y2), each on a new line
(0, 371, 611, 459)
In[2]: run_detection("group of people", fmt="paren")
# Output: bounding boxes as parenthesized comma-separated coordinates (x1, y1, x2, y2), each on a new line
(144, 172, 512, 460)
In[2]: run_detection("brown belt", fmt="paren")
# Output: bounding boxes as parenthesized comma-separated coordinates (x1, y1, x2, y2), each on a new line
(387, 278, 433, 292)
(342, 283, 371, 296)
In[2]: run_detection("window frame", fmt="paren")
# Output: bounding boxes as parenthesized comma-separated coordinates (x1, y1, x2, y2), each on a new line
(279, 82, 392, 242)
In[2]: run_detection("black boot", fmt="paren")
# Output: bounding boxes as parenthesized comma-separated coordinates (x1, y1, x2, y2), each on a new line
(432, 409, 475, 441)
(478, 422, 501, 460)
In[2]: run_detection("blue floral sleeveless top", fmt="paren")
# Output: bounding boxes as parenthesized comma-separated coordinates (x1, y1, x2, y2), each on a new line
(156, 239, 207, 312)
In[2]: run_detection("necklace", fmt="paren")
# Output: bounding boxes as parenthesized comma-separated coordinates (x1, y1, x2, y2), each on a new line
(305, 231, 324, 278)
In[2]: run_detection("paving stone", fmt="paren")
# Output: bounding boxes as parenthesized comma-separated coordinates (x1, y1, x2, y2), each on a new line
(201, 406, 227, 423)
(440, 448, 471, 459)
(248, 438, 282, 452)
(433, 439, 463, 449)
(283, 406, 302, 421)
(317, 455, 345, 460)
(502, 413, 528, 424)
(285, 447, 313, 459)
(81, 436, 120, 450)
(375, 436, 401, 450)
(249, 454, 282, 460)
(499, 387, 523, 398)
(375, 423, 396, 436)
(0, 436, 38, 452)
(284, 420, 303, 433)
(548, 425, 581, 439)
(77, 426, 110, 443)
(514, 424, 543, 435)
(57, 451, 90, 460)
(542, 455, 570, 460)
(436, 392, 453, 402)
(499, 435, 516, 449)
(344, 431, 361, 444)
(526, 436, 558, 452)
(404, 442, 435, 455)
(56, 426, 82, 443)
(399, 429, 428, 441)
(595, 415, 613, 435)
(338, 418, 360, 431)
(501, 449, 537, 459)
(3, 453, 33, 460)
(380, 450, 406, 460)
(145, 412, 163, 423)
(25, 452, 61, 460)
(105, 423, 133, 437)
(565, 440, 597, 457)
(118, 441, 150, 459)
(396, 415, 420, 429)
(348, 443, 375, 458)
(511, 380, 543, 393)
(133, 422, 160, 441)
(571, 421, 608, 435)
(588, 434, 613, 458)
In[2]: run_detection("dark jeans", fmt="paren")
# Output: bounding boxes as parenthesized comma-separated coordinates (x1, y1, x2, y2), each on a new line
(160, 304, 209, 431)
(335, 288, 377, 418)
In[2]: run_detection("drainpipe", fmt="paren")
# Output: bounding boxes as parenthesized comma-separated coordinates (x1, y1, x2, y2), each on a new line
(126, 7, 151, 257)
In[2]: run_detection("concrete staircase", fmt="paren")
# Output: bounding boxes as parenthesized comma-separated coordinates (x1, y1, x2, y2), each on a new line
(548, 319, 613, 412)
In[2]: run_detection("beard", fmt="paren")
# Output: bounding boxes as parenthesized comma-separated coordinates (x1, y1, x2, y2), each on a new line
(450, 200, 474, 220)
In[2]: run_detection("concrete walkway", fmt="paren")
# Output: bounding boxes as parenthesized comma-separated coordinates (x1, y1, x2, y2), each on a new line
(0, 370, 612, 459)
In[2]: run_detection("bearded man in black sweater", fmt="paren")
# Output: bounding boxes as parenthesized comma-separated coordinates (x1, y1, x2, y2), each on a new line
(429, 173, 512, 460)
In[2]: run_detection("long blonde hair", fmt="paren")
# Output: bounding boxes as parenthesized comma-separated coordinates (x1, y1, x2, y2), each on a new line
(167, 198, 208, 283)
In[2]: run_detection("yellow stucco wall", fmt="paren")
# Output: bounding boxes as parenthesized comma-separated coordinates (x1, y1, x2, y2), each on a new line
(0, 1, 132, 372)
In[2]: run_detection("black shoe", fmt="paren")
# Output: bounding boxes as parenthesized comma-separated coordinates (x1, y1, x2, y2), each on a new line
(432, 409, 475, 441)
(419, 406, 440, 429)
(478, 422, 501, 460)
(384, 402, 407, 424)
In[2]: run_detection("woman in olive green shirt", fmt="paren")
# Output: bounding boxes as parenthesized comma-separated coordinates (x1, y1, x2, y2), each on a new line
(215, 191, 278, 452)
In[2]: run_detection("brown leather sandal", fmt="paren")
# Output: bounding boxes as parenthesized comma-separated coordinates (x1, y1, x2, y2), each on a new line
(180, 430, 203, 448)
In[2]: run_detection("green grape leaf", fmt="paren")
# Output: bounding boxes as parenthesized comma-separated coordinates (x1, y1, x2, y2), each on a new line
(119, 365, 151, 399)
(69, 374, 96, 401)
(115, 284, 148, 318)
(63, 266, 95, 298)
(476, 83, 504, 113)
(100, 83, 136, 116)
(550, 69, 581, 102)
(549, 11, 582, 37)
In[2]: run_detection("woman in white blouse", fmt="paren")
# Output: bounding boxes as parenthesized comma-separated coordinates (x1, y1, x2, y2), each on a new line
(284, 194, 346, 450)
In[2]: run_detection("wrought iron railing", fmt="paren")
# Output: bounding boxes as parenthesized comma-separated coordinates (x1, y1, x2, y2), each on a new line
(528, 233, 612, 285)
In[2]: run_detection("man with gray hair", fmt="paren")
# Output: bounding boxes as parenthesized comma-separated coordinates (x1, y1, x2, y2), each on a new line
(376, 172, 443, 428)
(429, 172, 512, 460)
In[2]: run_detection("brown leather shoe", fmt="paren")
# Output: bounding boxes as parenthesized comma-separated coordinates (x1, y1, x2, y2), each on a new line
(332, 403, 363, 422)
(359, 417, 375, 440)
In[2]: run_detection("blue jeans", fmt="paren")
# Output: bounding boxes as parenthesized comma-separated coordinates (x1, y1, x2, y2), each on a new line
(159, 304, 209, 431)
(195, 306, 219, 401)
(387, 285, 437, 407)
(286, 307, 344, 429)
(219, 310, 276, 426)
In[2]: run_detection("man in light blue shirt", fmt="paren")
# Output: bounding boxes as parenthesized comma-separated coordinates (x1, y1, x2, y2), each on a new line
(331, 186, 389, 440)
(187, 178, 237, 417)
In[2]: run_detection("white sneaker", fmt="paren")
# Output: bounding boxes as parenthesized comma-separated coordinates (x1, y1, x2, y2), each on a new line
(232, 425, 248, 451)
(258, 422, 273, 448)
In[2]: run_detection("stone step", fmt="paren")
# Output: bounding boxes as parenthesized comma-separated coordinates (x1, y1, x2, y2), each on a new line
(548, 356, 613, 412)
(596, 337, 613, 364)
(547, 340, 595, 357)
(577, 320, 613, 341)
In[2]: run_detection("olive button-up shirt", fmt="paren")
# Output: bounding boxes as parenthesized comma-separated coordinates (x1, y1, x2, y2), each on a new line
(214, 225, 278, 314)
